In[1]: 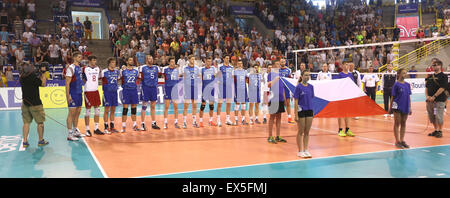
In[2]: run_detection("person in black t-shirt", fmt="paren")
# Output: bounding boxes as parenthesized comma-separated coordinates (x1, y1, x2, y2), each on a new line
(19, 63, 48, 148)
(83, 16, 92, 40)
(425, 60, 448, 138)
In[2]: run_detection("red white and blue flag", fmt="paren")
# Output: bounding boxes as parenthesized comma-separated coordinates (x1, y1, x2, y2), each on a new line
(281, 77, 386, 118)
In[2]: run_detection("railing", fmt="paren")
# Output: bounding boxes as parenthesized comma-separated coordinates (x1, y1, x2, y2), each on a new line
(378, 37, 450, 72)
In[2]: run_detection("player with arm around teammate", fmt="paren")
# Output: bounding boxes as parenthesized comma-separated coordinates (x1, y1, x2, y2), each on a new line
(139, 55, 161, 131)
(163, 57, 182, 129)
(82, 55, 105, 136)
(119, 57, 140, 132)
(100, 57, 120, 134)
(199, 56, 217, 127)
(248, 64, 262, 125)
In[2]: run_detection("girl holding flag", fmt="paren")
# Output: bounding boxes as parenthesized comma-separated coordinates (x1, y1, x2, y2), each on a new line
(294, 70, 314, 158)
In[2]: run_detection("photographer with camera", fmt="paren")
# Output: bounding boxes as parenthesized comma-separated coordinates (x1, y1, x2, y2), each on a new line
(20, 62, 48, 148)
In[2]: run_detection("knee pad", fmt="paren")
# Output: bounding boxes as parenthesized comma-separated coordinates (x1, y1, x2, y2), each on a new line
(142, 105, 147, 111)
(85, 109, 91, 117)
(241, 104, 246, 110)
(235, 104, 240, 111)
(209, 104, 214, 111)
(122, 108, 128, 116)
(131, 107, 137, 115)
(200, 104, 206, 111)
(94, 107, 100, 116)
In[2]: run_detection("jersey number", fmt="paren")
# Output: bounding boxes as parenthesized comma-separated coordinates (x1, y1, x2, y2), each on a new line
(127, 76, 136, 83)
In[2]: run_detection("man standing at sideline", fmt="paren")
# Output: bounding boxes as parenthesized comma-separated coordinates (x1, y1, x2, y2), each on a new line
(380, 64, 396, 118)
(426, 60, 448, 138)
(20, 63, 48, 148)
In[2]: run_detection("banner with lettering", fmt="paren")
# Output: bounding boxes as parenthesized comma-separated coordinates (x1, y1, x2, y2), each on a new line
(396, 16, 419, 41)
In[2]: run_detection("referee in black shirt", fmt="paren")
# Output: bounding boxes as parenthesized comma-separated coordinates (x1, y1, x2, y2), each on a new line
(84, 16, 92, 40)
(20, 63, 48, 148)
(426, 60, 448, 138)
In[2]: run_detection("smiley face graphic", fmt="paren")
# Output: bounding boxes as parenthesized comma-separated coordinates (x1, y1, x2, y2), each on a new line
(50, 89, 66, 105)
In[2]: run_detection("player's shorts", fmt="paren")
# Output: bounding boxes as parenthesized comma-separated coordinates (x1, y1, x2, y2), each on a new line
(202, 84, 215, 102)
(235, 88, 248, 103)
(164, 85, 179, 101)
(122, 88, 139, 105)
(103, 90, 118, 107)
(85, 91, 101, 108)
(141, 86, 158, 102)
(218, 84, 233, 99)
(68, 92, 83, 108)
(269, 101, 286, 114)
(248, 89, 261, 103)
(184, 85, 199, 101)
(298, 110, 314, 118)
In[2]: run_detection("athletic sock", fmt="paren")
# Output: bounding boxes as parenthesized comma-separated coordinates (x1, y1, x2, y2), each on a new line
(339, 128, 343, 132)
(235, 116, 238, 121)
(242, 116, 245, 121)
(141, 121, 145, 125)
(209, 117, 213, 122)
(226, 115, 230, 121)
(94, 123, 99, 130)
(104, 123, 109, 129)
(217, 115, 221, 122)
(152, 121, 156, 125)
(110, 122, 115, 129)
(288, 114, 292, 118)
(199, 118, 203, 123)
(86, 125, 90, 131)
(164, 118, 168, 124)
(122, 122, 126, 128)
(193, 115, 197, 123)
(174, 119, 178, 123)
(183, 116, 187, 123)
(68, 129, 73, 135)
(263, 114, 267, 119)
(133, 121, 137, 126)
(346, 128, 349, 132)
(255, 116, 258, 120)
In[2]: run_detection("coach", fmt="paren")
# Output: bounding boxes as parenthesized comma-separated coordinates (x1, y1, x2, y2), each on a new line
(426, 60, 448, 138)
(19, 63, 48, 148)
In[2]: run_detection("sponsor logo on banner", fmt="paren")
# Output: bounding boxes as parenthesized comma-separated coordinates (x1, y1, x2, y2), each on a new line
(397, 17, 419, 40)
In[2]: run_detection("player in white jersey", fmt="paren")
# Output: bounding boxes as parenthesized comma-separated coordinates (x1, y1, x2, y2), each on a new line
(82, 56, 105, 136)
(317, 63, 332, 81)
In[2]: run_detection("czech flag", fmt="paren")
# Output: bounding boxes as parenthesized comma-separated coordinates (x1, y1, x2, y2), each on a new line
(281, 77, 387, 118)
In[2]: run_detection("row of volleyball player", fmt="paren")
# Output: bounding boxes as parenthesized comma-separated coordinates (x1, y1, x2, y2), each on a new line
(63, 51, 307, 141)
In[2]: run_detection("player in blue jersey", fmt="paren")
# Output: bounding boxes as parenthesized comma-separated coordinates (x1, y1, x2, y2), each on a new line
(181, 55, 202, 128)
(100, 57, 120, 134)
(199, 56, 217, 127)
(279, 58, 295, 124)
(139, 55, 161, 131)
(163, 57, 181, 129)
(248, 64, 262, 125)
(216, 55, 234, 126)
(119, 57, 140, 132)
(65, 52, 83, 141)
(233, 60, 249, 126)
(337, 61, 356, 137)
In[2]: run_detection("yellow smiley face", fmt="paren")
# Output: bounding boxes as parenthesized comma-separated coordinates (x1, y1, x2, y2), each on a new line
(50, 89, 66, 105)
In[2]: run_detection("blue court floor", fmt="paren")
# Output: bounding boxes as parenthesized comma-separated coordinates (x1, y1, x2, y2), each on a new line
(1, 94, 449, 178)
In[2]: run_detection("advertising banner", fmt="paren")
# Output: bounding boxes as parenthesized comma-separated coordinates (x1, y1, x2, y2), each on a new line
(396, 16, 419, 40)
(230, 6, 255, 15)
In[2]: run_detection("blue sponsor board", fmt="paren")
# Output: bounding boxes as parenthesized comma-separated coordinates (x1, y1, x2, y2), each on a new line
(398, 4, 418, 14)
(230, 6, 255, 15)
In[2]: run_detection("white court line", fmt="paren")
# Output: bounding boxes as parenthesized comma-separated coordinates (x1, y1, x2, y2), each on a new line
(436, 173, 446, 176)
(311, 127, 395, 146)
(437, 153, 447, 156)
(422, 150, 431, 152)
(19, 138, 25, 151)
(418, 176, 428, 178)
(134, 142, 450, 178)
(81, 137, 109, 178)
(360, 117, 450, 131)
